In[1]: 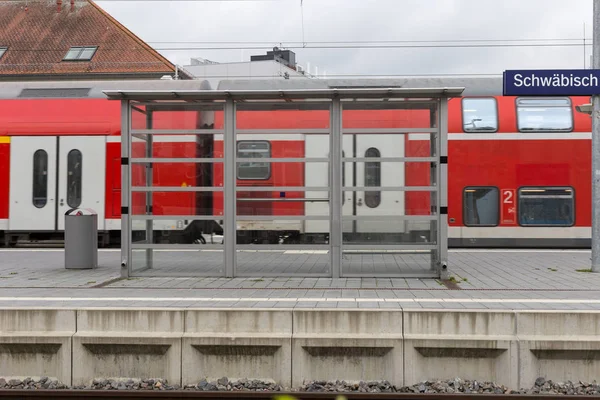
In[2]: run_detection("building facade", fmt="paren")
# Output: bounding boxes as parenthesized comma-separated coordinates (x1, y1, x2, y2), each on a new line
(181, 49, 312, 88)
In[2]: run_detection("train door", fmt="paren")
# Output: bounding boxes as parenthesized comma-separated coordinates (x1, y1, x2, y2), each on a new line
(56, 136, 106, 230)
(304, 134, 405, 234)
(352, 134, 405, 233)
(9, 137, 57, 230)
(9, 136, 106, 231)
(304, 135, 330, 234)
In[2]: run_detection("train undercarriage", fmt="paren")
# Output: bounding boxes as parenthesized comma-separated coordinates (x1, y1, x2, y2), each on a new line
(2, 226, 591, 249)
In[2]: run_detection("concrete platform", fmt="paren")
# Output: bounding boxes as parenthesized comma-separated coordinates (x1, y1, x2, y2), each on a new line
(128, 249, 434, 276)
(0, 248, 596, 310)
(2, 249, 600, 390)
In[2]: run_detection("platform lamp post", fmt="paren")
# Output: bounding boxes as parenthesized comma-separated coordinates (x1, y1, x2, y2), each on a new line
(593, 0, 600, 272)
(577, 102, 596, 271)
(577, 0, 600, 272)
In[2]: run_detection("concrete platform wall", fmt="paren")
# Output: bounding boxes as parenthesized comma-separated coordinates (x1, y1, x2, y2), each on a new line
(0, 309, 74, 385)
(403, 310, 518, 388)
(73, 309, 183, 386)
(1, 308, 600, 389)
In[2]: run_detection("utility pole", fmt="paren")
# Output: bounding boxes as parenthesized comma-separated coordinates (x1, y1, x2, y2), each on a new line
(593, 0, 600, 272)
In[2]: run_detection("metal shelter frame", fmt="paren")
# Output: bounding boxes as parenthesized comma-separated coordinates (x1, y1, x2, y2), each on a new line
(104, 87, 464, 279)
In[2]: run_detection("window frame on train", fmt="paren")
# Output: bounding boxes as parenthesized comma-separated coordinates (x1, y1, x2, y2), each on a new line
(517, 186, 575, 227)
(236, 140, 272, 180)
(364, 147, 381, 208)
(67, 149, 83, 208)
(461, 97, 499, 133)
(462, 186, 500, 227)
(515, 97, 574, 133)
(32, 149, 49, 209)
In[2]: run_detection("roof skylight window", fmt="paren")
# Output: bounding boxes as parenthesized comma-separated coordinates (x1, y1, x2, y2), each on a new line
(63, 46, 97, 61)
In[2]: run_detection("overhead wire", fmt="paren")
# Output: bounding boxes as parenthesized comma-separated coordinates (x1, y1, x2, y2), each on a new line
(2, 39, 594, 52)
(147, 38, 594, 44)
(152, 43, 594, 51)
(100, 0, 284, 1)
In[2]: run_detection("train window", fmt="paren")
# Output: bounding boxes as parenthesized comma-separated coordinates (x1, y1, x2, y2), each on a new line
(67, 149, 83, 208)
(32, 150, 48, 208)
(518, 187, 574, 226)
(516, 98, 573, 132)
(236, 141, 271, 180)
(463, 187, 499, 226)
(364, 147, 381, 208)
(462, 98, 498, 132)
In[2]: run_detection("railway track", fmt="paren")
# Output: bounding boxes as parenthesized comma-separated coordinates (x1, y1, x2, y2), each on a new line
(1, 391, 599, 400)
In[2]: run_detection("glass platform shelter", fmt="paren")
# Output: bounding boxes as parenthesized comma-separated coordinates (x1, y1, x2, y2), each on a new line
(104, 85, 464, 278)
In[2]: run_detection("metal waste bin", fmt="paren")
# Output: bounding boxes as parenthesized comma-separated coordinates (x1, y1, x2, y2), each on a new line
(64, 208, 98, 269)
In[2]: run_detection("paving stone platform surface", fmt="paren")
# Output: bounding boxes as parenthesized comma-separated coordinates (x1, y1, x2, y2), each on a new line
(0, 248, 596, 310)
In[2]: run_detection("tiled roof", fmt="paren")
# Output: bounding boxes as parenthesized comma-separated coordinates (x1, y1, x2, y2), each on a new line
(0, 0, 183, 78)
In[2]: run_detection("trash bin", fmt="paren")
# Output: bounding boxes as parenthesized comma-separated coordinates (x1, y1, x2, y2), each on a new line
(64, 208, 98, 269)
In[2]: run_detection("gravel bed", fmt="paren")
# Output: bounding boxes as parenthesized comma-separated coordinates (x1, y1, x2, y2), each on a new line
(1, 376, 600, 394)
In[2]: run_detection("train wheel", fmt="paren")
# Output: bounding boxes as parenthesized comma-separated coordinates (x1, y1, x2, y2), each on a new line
(4, 235, 18, 248)
(194, 236, 207, 244)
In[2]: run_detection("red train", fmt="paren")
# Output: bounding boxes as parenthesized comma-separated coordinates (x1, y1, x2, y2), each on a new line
(0, 78, 592, 248)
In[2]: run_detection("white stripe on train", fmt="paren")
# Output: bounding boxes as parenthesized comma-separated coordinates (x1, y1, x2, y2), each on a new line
(105, 220, 594, 240)
(105, 132, 594, 143)
(448, 226, 590, 239)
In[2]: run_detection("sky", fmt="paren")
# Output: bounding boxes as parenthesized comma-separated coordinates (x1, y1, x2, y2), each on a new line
(96, 0, 594, 78)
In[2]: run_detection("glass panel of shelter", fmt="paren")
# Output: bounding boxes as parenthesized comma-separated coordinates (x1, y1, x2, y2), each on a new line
(339, 101, 441, 277)
(233, 102, 331, 277)
(128, 102, 226, 276)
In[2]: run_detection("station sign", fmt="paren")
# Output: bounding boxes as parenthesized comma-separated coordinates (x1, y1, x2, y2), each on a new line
(503, 69, 600, 96)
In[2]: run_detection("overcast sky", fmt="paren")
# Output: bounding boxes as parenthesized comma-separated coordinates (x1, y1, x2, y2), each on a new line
(97, 0, 593, 77)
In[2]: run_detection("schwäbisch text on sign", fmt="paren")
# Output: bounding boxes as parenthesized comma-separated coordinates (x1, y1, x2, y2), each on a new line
(503, 69, 600, 96)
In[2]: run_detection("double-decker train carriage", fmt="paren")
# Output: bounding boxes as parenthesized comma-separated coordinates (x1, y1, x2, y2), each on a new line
(0, 77, 593, 248)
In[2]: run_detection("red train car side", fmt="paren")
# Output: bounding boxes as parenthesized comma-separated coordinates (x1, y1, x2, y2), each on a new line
(447, 95, 591, 247)
(0, 78, 594, 248)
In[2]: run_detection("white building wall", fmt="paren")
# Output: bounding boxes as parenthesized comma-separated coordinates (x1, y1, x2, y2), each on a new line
(181, 60, 308, 88)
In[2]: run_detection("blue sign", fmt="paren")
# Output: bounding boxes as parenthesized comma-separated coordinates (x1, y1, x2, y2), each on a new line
(503, 69, 600, 96)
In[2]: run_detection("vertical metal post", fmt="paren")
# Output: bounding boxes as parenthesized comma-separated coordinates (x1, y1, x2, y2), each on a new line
(145, 109, 154, 270)
(592, 0, 600, 272)
(438, 98, 449, 279)
(120, 100, 131, 278)
(429, 106, 438, 272)
(330, 98, 343, 278)
(224, 98, 236, 277)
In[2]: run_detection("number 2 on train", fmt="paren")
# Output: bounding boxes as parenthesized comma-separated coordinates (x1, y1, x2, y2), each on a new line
(501, 189, 516, 225)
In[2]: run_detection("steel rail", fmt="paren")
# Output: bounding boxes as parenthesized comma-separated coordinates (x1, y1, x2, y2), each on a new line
(1, 391, 600, 400)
